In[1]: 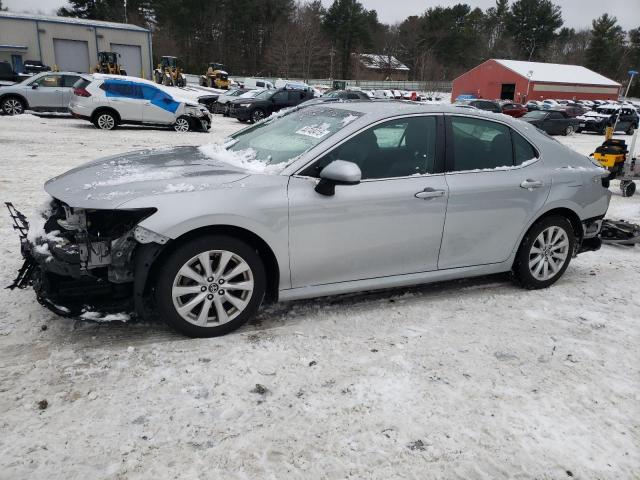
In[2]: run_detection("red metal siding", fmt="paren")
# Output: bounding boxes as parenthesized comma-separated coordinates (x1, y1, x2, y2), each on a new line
(451, 59, 619, 103)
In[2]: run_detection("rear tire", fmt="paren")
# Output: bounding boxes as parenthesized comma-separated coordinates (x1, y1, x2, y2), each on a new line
(621, 181, 636, 197)
(1, 96, 25, 115)
(512, 216, 575, 290)
(564, 125, 574, 136)
(93, 111, 118, 130)
(627, 126, 635, 136)
(155, 235, 266, 337)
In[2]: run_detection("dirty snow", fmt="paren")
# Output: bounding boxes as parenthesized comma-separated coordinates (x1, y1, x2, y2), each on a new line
(0, 113, 639, 479)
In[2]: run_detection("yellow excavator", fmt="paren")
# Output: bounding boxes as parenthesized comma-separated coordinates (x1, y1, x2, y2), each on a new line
(154, 56, 186, 87)
(94, 52, 126, 76)
(199, 62, 231, 89)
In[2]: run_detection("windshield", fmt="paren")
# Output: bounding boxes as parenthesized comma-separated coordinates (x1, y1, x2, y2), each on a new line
(523, 111, 547, 120)
(226, 107, 363, 168)
(596, 107, 618, 115)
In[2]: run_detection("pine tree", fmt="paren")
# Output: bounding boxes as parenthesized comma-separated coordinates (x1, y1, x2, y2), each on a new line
(506, 0, 563, 60)
(585, 14, 625, 80)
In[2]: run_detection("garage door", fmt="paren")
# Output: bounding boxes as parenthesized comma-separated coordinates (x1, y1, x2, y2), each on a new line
(111, 44, 142, 77)
(53, 39, 90, 73)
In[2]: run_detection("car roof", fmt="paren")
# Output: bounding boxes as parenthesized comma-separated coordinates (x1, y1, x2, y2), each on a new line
(305, 100, 523, 125)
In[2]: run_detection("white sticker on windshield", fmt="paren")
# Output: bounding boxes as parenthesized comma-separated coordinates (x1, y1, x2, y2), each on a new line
(295, 123, 331, 139)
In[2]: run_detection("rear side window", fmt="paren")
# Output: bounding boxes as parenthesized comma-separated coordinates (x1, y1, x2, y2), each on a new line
(512, 130, 538, 165)
(62, 75, 81, 87)
(100, 81, 142, 99)
(74, 78, 91, 89)
(448, 116, 538, 171)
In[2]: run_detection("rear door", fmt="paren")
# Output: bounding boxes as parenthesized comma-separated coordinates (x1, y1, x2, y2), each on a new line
(439, 115, 550, 269)
(102, 80, 143, 121)
(61, 74, 81, 108)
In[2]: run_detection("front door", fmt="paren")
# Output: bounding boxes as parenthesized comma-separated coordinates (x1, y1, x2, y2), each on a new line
(27, 74, 63, 108)
(102, 79, 144, 121)
(141, 85, 179, 124)
(439, 115, 550, 269)
(288, 115, 448, 287)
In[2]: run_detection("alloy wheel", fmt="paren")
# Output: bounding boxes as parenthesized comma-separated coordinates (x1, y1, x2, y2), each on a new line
(251, 110, 265, 123)
(97, 114, 115, 129)
(171, 250, 254, 327)
(565, 125, 574, 135)
(528, 226, 569, 281)
(3, 99, 24, 115)
(174, 117, 190, 132)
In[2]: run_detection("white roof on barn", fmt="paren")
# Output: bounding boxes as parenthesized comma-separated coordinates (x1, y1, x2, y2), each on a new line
(0, 10, 149, 32)
(358, 54, 410, 72)
(495, 59, 620, 87)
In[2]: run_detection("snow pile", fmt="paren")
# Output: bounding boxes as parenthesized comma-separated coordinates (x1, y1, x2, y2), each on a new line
(163, 183, 210, 193)
(80, 311, 130, 322)
(341, 114, 359, 127)
(198, 143, 286, 174)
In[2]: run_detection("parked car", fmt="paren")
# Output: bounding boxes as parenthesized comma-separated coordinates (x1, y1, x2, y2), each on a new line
(69, 74, 211, 131)
(560, 103, 588, 118)
(373, 89, 394, 99)
(0, 71, 85, 114)
(576, 105, 639, 135)
(9, 103, 610, 337)
(228, 87, 313, 123)
(501, 102, 528, 118)
(521, 110, 580, 136)
(318, 89, 371, 101)
(215, 88, 250, 115)
(241, 78, 274, 90)
(541, 99, 560, 110)
(468, 99, 502, 113)
(0, 60, 19, 83)
(525, 100, 543, 111)
(23, 60, 51, 75)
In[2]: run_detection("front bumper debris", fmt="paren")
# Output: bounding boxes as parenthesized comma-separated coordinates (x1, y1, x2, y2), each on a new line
(4, 201, 156, 317)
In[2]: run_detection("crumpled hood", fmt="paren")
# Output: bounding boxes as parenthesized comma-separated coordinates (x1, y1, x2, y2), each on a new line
(45, 146, 250, 209)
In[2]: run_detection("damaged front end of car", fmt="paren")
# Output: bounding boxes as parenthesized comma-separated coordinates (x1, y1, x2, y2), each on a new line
(5, 199, 168, 318)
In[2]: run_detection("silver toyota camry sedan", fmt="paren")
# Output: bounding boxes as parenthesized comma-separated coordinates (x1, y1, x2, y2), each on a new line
(8, 102, 611, 337)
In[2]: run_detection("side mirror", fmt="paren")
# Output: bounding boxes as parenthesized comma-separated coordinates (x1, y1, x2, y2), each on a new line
(31, 84, 39, 89)
(315, 160, 361, 196)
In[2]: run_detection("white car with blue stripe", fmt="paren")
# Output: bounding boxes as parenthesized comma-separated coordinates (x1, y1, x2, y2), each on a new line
(69, 74, 211, 132)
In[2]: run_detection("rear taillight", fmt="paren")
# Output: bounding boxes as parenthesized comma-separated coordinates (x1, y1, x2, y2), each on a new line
(73, 87, 91, 97)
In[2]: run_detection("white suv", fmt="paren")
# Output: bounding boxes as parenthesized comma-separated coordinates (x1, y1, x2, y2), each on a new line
(69, 74, 211, 132)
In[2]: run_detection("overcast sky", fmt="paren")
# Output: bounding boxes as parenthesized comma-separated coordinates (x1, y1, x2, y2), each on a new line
(4, 0, 640, 30)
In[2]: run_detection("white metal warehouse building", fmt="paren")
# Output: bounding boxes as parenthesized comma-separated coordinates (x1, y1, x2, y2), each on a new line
(0, 11, 152, 79)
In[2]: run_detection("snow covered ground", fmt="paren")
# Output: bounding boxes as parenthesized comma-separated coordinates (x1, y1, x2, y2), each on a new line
(0, 113, 639, 479)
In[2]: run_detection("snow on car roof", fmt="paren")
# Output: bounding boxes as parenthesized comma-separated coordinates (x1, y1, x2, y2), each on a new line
(0, 11, 149, 32)
(494, 59, 621, 87)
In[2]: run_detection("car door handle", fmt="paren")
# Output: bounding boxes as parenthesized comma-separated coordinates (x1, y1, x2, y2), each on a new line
(415, 188, 446, 199)
(520, 179, 543, 190)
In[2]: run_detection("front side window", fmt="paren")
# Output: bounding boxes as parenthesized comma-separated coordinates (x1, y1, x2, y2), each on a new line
(272, 91, 288, 103)
(33, 75, 60, 87)
(304, 116, 438, 180)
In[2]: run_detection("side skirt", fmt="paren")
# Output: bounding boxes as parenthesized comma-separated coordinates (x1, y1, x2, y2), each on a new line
(278, 262, 512, 302)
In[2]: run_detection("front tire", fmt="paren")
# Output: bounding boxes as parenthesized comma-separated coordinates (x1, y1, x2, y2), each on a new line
(627, 126, 635, 136)
(155, 235, 266, 337)
(250, 108, 266, 123)
(1, 96, 25, 115)
(564, 125, 574, 136)
(512, 216, 575, 289)
(173, 116, 192, 132)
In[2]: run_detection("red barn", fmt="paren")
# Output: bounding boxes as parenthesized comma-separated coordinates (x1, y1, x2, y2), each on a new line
(452, 59, 621, 103)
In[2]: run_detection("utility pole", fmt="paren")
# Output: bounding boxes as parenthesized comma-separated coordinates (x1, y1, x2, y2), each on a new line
(124, 0, 128, 23)
(329, 46, 335, 82)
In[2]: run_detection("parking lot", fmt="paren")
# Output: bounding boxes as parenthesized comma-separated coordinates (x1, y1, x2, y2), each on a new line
(0, 113, 639, 479)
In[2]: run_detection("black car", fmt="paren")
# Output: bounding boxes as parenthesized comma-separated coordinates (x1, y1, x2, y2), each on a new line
(468, 99, 502, 113)
(23, 60, 51, 75)
(577, 106, 638, 135)
(319, 89, 371, 101)
(228, 87, 313, 123)
(521, 110, 581, 136)
(0, 61, 19, 83)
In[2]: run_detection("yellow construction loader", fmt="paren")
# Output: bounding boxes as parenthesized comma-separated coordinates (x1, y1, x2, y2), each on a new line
(199, 62, 231, 89)
(94, 52, 127, 75)
(154, 56, 186, 87)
